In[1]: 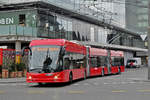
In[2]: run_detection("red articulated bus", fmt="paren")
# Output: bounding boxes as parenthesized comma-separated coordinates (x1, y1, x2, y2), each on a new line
(22, 39, 125, 84)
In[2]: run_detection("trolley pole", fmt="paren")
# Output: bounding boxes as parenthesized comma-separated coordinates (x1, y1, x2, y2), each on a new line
(148, 2, 150, 80)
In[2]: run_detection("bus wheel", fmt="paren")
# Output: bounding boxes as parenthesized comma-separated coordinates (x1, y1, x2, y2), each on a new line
(38, 83, 44, 86)
(83, 71, 86, 80)
(69, 73, 73, 83)
(118, 68, 121, 74)
(101, 69, 104, 77)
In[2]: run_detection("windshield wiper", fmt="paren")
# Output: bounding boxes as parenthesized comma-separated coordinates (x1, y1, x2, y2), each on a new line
(42, 49, 53, 73)
(29, 68, 42, 72)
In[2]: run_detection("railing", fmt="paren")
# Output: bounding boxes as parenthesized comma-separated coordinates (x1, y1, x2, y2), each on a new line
(0, 25, 37, 37)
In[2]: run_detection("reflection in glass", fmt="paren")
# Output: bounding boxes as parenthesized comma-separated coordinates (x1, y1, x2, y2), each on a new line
(29, 45, 61, 72)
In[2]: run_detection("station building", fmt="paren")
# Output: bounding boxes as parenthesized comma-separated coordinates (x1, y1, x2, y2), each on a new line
(0, 0, 147, 65)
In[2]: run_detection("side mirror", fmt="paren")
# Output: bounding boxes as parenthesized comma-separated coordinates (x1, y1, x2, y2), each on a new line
(64, 57, 70, 60)
(60, 46, 65, 57)
(21, 46, 32, 57)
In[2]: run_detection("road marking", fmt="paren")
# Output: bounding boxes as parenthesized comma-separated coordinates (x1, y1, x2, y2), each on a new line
(128, 81, 136, 84)
(27, 90, 45, 94)
(84, 83, 89, 85)
(73, 83, 79, 86)
(68, 90, 85, 94)
(137, 90, 150, 92)
(121, 82, 128, 84)
(93, 83, 99, 85)
(104, 83, 109, 85)
(112, 90, 126, 93)
(0, 90, 5, 94)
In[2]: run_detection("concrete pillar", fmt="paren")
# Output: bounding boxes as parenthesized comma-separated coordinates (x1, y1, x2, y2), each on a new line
(124, 51, 133, 66)
(15, 41, 21, 64)
(15, 41, 21, 51)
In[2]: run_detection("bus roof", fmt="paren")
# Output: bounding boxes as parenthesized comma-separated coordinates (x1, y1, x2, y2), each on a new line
(110, 50, 124, 57)
(30, 39, 66, 47)
(90, 48, 107, 56)
(30, 39, 87, 54)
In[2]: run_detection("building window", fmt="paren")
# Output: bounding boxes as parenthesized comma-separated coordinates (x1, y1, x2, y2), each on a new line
(142, 1, 148, 5)
(138, 15, 148, 21)
(138, 22, 148, 27)
(90, 27, 94, 42)
(137, 8, 148, 14)
(19, 14, 26, 26)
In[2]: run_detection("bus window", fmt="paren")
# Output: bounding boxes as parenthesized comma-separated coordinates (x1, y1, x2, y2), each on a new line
(111, 57, 124, 66)
(64, 51, 85, 69)
(83, 56, 86, 68)
(97, 56, 107, 67)
(64, 57, 70, 70)
(90, 57, 97, 67)
(57, 58, 63, 71)
(121, 58, 124, 66)
(97, 57, 101, 67)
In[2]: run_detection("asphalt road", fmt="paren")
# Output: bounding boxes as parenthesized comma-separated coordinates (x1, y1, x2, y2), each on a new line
(0, 67, 150, 100)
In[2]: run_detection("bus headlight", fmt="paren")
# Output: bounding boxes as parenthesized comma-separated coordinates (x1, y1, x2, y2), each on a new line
(28, 76, 32, 80)
(54, 76, 58, 79)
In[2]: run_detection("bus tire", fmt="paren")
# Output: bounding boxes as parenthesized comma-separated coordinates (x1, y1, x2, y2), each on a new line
(101, 69, 104, 77)
(38, 83, 44, 86)
(118, 67, 121, 74)
(83, 71, 86, 80)
(69, 72, 73, 83)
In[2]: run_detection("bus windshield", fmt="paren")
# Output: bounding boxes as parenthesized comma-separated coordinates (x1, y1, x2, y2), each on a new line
(29, 45, 62, 73)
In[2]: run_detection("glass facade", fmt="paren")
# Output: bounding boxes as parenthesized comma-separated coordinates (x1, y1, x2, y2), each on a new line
(126, 0, 148, 34)
(97, 0, 125, 28)
(0, 9, 37, 36)
(37, 12, 91, 41)
(1, 0, 125, 28)
(0, 1, 145, 49)
(36, 10, 144, 48)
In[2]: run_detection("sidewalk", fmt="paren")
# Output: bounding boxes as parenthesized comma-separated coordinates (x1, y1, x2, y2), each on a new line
(124, 67, 150, 83)
(0, 77, 26, 83)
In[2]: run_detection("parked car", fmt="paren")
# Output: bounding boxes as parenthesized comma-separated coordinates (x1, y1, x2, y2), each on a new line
(126, 58, 141, 68)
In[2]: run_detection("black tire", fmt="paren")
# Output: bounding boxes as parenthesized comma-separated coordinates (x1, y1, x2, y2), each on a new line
(69, 73, 73, 83)
(83, 71, 86, 80)
(101, 69, 104, 77)
(38, 83, 44, 86)
(118, 67, 121, 74)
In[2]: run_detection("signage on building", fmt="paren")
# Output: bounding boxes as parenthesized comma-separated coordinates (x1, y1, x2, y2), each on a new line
(0, 17, 14, 25)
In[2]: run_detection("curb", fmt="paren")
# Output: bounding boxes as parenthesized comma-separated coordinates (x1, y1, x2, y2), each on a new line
(0, 80, 26, 84)
(0, 78, 26, 84)
(0, 81, 26, 84)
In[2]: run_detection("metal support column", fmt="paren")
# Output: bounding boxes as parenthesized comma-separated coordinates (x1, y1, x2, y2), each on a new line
(15, 41, 21, 51)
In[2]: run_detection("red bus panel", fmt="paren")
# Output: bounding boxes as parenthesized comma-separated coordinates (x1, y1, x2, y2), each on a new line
(89, 47, 108, 77)
(90, 48, 107, 56)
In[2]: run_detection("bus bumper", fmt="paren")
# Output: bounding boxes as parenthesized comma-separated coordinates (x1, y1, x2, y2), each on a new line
(26, 72, 68, 83)
(26, 77, 67, 83)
